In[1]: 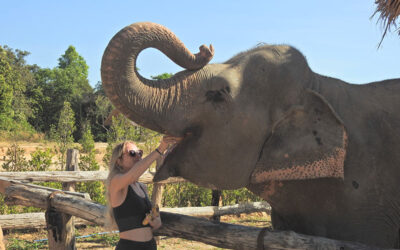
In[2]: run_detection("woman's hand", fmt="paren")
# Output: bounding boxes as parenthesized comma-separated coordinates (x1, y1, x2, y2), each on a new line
(157, 135, 183, 154)
(149, 215, 162, 230)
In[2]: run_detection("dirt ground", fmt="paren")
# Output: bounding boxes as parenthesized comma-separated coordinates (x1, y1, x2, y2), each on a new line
(3, 213, 271, 249)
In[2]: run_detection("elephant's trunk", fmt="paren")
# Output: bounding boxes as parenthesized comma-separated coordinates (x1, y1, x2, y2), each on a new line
(101, 22, 214, 134)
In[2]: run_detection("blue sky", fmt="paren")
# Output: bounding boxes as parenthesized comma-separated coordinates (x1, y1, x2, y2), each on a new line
(1, 1, 399, 86)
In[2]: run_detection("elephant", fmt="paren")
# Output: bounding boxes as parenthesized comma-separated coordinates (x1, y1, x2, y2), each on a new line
(101, 22, 400, 248)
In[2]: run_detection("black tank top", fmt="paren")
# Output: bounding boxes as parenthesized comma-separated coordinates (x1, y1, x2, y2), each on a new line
(113, 184, 152, 232)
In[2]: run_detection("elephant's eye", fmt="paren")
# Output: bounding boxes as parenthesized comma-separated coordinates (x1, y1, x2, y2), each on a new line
(206, 90, 224, 103)
(205, 87, 231, 103)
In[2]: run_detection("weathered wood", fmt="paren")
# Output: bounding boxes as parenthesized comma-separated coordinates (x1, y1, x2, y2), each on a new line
(0, 203, 269, 231)
(162, 202, 271, 217)
(0, 180, 383, 249)
(211, 189, 222, 221)
(47, 149, 78, 250)
(3, 182, 106, 225)
(0, 178, 90, 199)
(0, 171, 185, 184)
(156, 212, 383, 250)
(0, 171, 108, 182)
(0, 203, 269, 230)
(62, 149, 79, 192)
(0, 213, 93, 230)
(0, 179, 10, 194)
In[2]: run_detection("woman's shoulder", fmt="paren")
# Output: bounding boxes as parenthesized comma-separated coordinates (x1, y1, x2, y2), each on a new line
(109, 173, 130, 191)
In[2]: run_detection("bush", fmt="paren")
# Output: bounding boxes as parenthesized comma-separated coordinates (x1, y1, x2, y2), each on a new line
(1, 143, 29, 171)
(158, 182, 211, 207)
(221, 188, 263, 206)
(148, 182, 262, 208)
(0, 143, 58, 214)
(76, 123, 106, 204)
(29, 148, 54, 171)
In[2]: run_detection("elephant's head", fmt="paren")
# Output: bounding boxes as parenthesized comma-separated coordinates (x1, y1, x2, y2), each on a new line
(101, 22, 347, 190)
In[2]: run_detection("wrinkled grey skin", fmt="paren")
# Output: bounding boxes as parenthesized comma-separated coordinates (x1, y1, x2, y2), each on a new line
(101, 22, 400, 248)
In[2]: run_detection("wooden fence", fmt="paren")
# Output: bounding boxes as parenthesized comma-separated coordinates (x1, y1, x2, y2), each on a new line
(0, 149, 385, 249)
(0, 149, 270, 249)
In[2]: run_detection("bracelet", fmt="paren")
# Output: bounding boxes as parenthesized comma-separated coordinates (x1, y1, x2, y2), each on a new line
(155, 148, 163, 155)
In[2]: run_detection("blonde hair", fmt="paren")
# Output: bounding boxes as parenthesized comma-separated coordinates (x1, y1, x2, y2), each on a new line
(104, 141, 134, 230)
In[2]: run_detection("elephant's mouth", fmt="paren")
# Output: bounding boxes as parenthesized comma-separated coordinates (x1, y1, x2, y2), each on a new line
(163, 143, 179, 161)
(153, 142, 182, 182)
(153, 127, 201, 182)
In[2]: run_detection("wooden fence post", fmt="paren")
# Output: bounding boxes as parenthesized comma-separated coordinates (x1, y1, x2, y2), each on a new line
(211, 190, 222, 222)
(46, 149, 78, 250)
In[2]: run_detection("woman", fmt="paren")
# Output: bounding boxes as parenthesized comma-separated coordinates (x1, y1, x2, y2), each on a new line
(106, 136, 181, 250)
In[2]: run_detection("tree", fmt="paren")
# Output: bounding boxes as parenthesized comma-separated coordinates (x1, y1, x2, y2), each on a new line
(0, 49, 14, 130)
(57, 45, 92, 99)
(31, 67, 59, 132)
(77, 122, 105, 204)
(0, 45, 35, 132)
(151, 73, 173, 80)
(32, 46, 93, 138)
(79, 122, 95, 154)
(54, 101, 76, 168)
(25, 64, 48, 131)
(90, 82, 113, 141)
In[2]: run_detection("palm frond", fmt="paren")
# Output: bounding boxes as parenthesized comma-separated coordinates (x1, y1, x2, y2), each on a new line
(372, 0, 400, 46)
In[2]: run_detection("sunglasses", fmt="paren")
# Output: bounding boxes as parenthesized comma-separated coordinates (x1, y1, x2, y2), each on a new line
(128, 149, 143, 158)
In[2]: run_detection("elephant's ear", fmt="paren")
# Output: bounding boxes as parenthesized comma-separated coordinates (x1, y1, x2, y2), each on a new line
(250, 89, 347, 183)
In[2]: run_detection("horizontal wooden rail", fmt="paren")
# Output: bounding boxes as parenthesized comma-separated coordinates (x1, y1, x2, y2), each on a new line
(0, 179, 105, 225)
(0, 213, 93, 230)
(0, 178, 382, 249)
(164, 202, 271, 217)
(0, 178, 90, 199)
(0, 171, 185, 184)
(0, 202, 271, 230)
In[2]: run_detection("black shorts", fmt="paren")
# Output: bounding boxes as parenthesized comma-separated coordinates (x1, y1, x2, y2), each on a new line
(116, 238, 157, 250)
